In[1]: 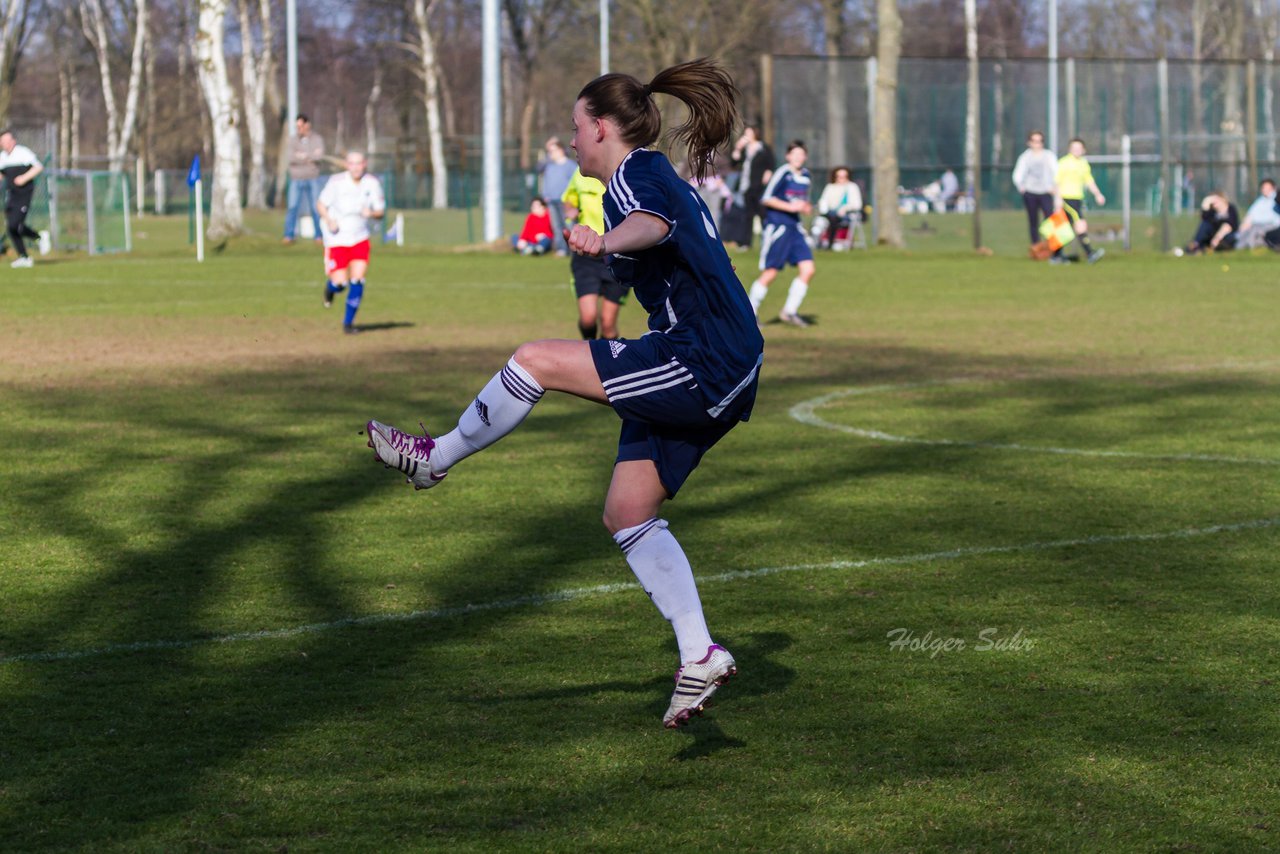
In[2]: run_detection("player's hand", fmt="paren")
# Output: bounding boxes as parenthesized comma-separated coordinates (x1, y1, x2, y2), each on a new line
(566, 224, 605, 257)
(13, 177, 25, 187)
(326, 216, 339, 233)
(1096, 192, 1106, 206)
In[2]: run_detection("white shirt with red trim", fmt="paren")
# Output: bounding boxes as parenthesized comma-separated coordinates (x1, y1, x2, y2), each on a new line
(318, 172, 385, 247)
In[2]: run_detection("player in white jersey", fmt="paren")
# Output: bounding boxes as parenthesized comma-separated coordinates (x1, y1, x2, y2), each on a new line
(317, 151, 385, 334)
(0, 130, 44, 268)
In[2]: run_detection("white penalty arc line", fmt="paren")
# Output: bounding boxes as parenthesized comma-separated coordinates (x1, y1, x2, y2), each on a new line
(790, 382, 1280, 466)
(4, 516, 1279, 666)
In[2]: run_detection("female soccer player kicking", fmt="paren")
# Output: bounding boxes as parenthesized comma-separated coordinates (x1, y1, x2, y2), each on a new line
(365, 58, 764, 729)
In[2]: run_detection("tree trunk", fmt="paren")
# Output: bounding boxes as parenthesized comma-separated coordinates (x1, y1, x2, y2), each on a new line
(236, 0, 273, 209)
(873, 0, 903, 247)
(965, 0, 981, 248)
(365, 63, 383, 156)
(824, 0, 846, 168)
(195, 0, 243, 238)
(0, 0, 26, 126)
(81, 0, 147, 173)
(412, 0, 449, 209)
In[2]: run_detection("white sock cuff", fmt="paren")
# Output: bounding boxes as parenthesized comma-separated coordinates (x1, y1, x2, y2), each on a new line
(613, 517, 667, 555)
(501, 357, 544, 404)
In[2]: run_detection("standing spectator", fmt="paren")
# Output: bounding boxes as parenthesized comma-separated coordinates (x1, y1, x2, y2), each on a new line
(283, 114, 326, 245)
(365, 58, 761, 730)
(1054, 138, 1107, 264)
(688, 162, 731, 234)
(539, 137, 578, 256)
(723, 125, 774, 249)
(562, 167, 629, 339)
(1179, 191, 1238, 254)
(0, 130, 44, 268)
(747, 140, 816, 327)
(511, 196, 554, 255)
(1233, 178, 1279, 249)
(317, 151, 385, 334)
(938, 168, 960, 210)
(812, 165, 862, 249)
(1012, 130, 1057, 246)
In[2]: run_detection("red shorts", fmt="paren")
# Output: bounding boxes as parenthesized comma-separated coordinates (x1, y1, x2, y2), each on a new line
(325, 239, 371, 274)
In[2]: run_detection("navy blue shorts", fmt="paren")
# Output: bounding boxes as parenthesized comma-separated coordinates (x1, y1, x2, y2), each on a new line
(759, 221, 813, 271)
(589, 334, 743, 497)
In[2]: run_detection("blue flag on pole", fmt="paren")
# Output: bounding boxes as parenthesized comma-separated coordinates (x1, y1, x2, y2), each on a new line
(187, 155, 201, 187)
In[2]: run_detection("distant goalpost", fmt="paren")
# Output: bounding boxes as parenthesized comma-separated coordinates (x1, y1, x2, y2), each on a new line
(47, 170, 133, 255)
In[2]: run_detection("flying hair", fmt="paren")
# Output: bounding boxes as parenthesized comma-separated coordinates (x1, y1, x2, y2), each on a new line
(577, 57, 740, 182)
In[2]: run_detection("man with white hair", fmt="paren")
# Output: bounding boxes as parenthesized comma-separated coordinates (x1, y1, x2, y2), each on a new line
(317, 151, 385, 334)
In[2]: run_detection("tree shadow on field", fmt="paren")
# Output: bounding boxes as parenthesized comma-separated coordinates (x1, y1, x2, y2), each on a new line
(0, 344, 631, 848)
(1, 333, 1277, 848)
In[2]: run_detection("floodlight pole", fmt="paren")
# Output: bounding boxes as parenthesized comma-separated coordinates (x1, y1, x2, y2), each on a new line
(482, 0, 502, 242)
(286, 0, 298, 134)
(1048, 0, 1058, 153)
(600, 0, 609, 74)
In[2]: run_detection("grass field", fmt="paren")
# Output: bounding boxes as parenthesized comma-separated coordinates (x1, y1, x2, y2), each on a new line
(2, 212, 1278, 851)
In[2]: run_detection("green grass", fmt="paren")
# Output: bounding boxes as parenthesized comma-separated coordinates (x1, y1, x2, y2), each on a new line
(1, 215, 1278, 851)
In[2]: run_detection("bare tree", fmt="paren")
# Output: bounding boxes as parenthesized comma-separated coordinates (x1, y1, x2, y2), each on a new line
(410, 0, 448, 208)
(874, 0, 903, 247)
(236, 0, 275, 209)
(80, 0, 149, 171)
(503, 0, 574, 169)
(0, 0, 30, 125)
(194, 0, 243, 237)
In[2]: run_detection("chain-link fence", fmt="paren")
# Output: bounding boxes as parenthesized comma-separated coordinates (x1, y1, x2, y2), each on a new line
(769, 55, 1280, 248)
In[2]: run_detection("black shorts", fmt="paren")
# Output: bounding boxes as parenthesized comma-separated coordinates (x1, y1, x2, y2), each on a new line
(571, 254, 628, 303)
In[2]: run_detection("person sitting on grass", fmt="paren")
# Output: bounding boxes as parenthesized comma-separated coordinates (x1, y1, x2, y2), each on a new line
(512, 196, 554, 255)
(1182, 191, 1239, 255)
(1233, 179, 1279, 249)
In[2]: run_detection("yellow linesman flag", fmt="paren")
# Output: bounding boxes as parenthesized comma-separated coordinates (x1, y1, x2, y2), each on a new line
(1039, 209, 1076, 250)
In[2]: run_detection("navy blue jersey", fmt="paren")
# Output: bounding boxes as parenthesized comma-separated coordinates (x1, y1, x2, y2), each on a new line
(760, 165, 811, 228)
(603, 148, 764, 420)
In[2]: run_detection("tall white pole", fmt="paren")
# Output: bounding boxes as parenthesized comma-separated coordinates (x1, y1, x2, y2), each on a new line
(286, 0, 298, 134)
(482, 0, 502, 242)
(600, 0, 609, 74)
(1048, 0, 1058, 153)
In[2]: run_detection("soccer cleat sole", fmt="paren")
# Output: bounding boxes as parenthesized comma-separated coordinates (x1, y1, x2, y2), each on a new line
(664, 665, 737, 729)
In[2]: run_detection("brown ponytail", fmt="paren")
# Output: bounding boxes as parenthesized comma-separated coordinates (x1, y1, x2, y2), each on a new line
(577, 57, 740, 182)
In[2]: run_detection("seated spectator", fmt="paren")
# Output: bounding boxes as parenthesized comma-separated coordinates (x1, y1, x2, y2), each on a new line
(1234, 178, 1280, 249)
(1182, 192, 1238, 254)
(512, 196, 554, 255)
(810, 166, 863, 249)
(939, 168, 959, 209)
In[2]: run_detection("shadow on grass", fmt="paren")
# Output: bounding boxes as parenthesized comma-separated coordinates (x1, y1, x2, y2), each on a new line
(0, 338, 1276, 848)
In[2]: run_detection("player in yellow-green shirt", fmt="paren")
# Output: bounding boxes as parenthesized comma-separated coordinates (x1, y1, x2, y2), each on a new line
(562, 167, 629, 339)
(1054, 138, 1107, 264)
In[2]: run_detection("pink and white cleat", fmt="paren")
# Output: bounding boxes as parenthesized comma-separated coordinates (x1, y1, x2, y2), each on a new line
(366, 420, 447, 490)
(663, 644, 737, 729)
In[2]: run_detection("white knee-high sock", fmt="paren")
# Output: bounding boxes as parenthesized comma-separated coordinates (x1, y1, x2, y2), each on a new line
(781, 277, 809, 316)
(430, 357, 544, 472)
(748, 280, 769, 315)
(614, 518, 713, 662)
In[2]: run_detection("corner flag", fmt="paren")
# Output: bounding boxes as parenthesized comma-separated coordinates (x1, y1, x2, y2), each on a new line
(187, 155, 201, 188)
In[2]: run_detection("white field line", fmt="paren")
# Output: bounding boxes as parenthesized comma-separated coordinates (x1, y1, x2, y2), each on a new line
(4, 516, 1278, 666)
(790, 382, 1280, 466)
